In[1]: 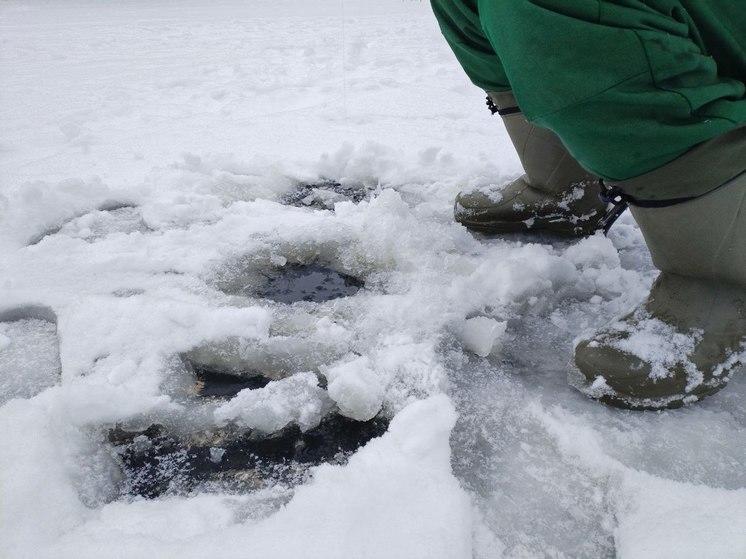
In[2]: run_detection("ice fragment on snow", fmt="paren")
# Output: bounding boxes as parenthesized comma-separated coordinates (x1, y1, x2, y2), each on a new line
(269, 254, 287, 267)
(459, 316, 507, 357)
(322, 355, 384, 421)
(209, 447, 225, 463)
(214, 372, 333, 433)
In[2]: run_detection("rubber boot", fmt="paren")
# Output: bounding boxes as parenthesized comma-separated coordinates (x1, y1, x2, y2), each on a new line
(454, 91, 607, 236)
(573, 133, 746, 410)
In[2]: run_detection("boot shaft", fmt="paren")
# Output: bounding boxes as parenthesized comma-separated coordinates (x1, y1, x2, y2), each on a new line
(487, 91, 595, 194)
(628, 166, 746, 288)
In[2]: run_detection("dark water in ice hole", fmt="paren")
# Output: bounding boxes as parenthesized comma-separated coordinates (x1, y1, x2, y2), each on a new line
(257, 264, 364, 304)
(111, 364, 387, 499)
(193, 364, 271, 398)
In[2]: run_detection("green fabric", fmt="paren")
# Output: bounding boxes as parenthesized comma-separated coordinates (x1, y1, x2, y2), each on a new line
(431, 0, 746, 185)
(430, 0, 511, 92)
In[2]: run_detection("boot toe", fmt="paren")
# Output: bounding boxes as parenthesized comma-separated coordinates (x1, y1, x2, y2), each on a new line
(454, 180, 542, 231)
(574, 337, 688, 408)
(454, 179, 606, 236)
(455, 181, 526, 212)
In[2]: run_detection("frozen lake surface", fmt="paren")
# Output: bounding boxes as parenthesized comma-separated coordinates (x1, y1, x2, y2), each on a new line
(1, 1, 744, 557)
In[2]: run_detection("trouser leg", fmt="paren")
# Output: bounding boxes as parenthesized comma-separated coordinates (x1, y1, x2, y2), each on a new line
(476, 0, 746, 187)
(429, 0, 510, 92)
(431, 0, 608, 237)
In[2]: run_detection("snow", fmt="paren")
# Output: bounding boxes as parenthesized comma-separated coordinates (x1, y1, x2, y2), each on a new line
(1, 1, 744, 557)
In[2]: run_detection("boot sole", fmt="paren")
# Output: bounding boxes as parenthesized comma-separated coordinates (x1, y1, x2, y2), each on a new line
(567, 367, 733, 411)
(457, 217, 599, 238)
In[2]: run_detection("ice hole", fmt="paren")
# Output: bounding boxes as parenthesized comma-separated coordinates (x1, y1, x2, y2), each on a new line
(27, 203, 147, 245)
(213, 254, 366, 306)
(282, 180, 368, 210)
(0, 306, 61, 404)
(256, 263, 364, 304)
(108, 413, 389, 499)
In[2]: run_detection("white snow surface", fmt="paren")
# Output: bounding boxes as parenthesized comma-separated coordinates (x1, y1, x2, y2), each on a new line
(1, 1, 744, 558)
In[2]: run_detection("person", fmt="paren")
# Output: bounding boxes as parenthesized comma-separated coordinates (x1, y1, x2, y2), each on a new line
(430, 0, 746, 409)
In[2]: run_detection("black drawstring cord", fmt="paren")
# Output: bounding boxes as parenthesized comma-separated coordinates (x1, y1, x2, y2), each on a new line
(597, 178, 706, 235)
(486, 95, 521, 116)
(598, 179, 629, 235)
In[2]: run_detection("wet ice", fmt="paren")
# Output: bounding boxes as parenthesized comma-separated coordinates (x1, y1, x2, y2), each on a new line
(0, 312, 61, 405)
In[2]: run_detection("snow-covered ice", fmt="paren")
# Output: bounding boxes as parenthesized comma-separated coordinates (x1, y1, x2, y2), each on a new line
(1, 1, 744, 558)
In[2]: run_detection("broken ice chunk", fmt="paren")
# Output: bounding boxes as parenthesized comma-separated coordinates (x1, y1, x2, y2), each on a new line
(322, 356, 384, 421)
(269, 254, 287, 267)
(459, 317, 507, 358)
(209, 447, 226, 464)
(213, 372, 333, 433)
